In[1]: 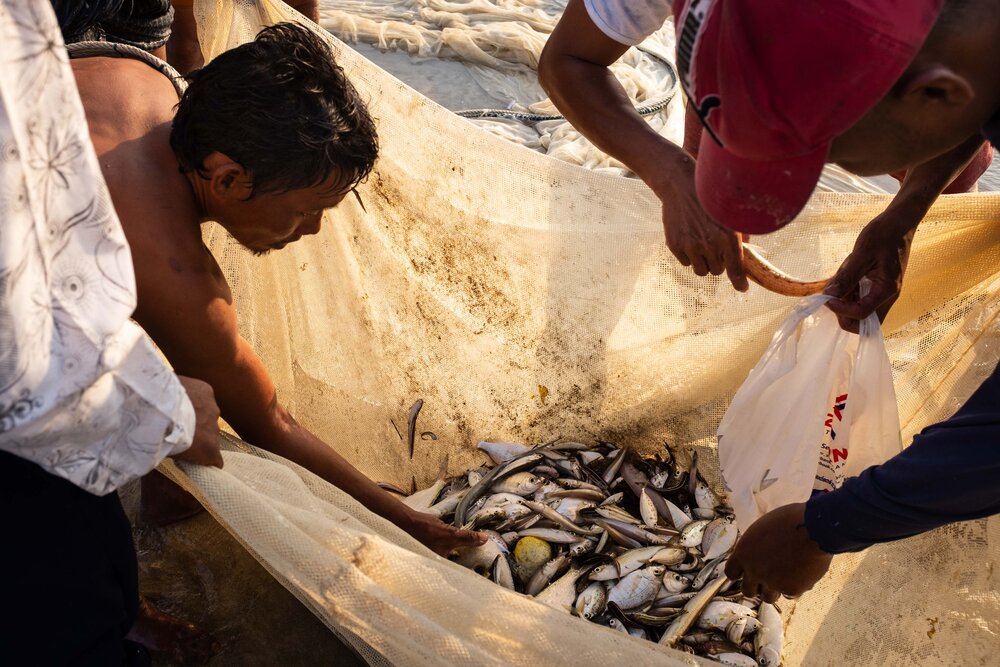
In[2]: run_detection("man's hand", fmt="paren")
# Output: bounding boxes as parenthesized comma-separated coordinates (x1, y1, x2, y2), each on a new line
(397, 508, 488, 556)
(725, 503, 833, 602)
(654, 153, 749, 292)
(174, 376, 224, 468)
(824, 214, 916, 333)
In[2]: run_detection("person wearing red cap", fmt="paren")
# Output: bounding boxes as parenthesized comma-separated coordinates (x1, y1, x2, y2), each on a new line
(538, 0, 991, 295)
(713, 0, 1000, 603)
(544, 0, 1000, 603)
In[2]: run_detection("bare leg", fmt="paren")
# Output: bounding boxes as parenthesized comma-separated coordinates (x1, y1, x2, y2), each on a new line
(127, 597, 216, 663)
(166, 1, 203, 74)
(140, 469, 204, 526)
(288, 0, 320, 22)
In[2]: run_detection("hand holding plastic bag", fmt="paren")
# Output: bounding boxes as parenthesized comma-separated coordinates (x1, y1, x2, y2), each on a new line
(718, 292, 902, 532)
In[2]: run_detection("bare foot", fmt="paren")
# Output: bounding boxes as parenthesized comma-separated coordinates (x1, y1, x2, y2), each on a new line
(127, 597, 216, 664)
(140, 470, 204, 527)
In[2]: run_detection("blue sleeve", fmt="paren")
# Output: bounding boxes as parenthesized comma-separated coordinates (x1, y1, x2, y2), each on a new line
(804, 365, 1000, 554)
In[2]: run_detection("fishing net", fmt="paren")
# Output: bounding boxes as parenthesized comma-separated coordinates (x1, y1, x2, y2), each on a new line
(162, 1, 1000, 664)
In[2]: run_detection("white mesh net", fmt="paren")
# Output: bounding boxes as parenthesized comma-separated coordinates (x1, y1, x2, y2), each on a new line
(163, 1, 1000, 664)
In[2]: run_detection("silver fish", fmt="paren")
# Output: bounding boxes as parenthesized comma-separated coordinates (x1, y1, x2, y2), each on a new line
(490, 554, 515, 590)
(401, 455, 450, 511)
(574, 581, 608, 620)
(755, 602, 783, 667)
(423, 488, 468, 518)
(695, 480, 722, 510)
(491, 472, 545, 496)
(703, 514, 738, 559)
(568, 538, 597, 557)
(519, 499, 603, 536)
(648, 547, 687, 566)
(454, 452, 543, 525)
(695, 601, 757, 631)
(639, 486, 658, 528)
(662, 571, 691, 594)
(663, 498, 693, 530)
(607, 565, 665, 610)
(477, 441, 531, 465)
(452, 531, 511, 579)
(526, 554, 570, 596)
(600, 492, 624, 507)
(602, 447, 627, 484)
(675, 519, 711, 548)
(516, 527, 581, 544)
(590, 546, 665, 582)
(608, 618, 629, 635)
(692, 555, 727, 591)
(658, 575, 729, 647)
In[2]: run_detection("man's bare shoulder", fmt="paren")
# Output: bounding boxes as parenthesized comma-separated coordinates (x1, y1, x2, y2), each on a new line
(71, 56, 179, 147)
(71, 57, 235, 343)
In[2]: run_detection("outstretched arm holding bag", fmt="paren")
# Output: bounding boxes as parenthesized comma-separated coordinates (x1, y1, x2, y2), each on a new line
(728, 365, 1000, 602)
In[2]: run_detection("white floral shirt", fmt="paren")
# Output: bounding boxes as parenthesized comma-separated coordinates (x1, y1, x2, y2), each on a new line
(0, 0, 193, 495)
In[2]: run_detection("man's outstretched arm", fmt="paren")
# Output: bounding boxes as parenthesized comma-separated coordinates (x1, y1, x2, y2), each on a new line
(727, 363, 1000, 601)
(135, 269, 484, 555)
(538, 0, 748, 290)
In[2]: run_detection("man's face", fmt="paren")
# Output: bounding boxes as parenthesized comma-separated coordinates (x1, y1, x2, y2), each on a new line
(828, 92, 987, 177)
(828, 29, 1000, 178)
(221, 173, 352, 255)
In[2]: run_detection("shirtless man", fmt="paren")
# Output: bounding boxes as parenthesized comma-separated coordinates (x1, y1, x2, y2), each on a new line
(71, 22, 485, 556)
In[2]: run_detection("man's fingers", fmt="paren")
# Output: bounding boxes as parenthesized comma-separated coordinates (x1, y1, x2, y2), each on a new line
(669, 242, 692, 268)
(724, 237, 749, 292)
(724, 558, 744, 581)
(826, 293, 882, 321)
(452, 528, 488, 546)
(759, 587, 781, 604)
(835, 314, 860, 335)
(689, 251, 710, 277)
(739, 575, 762, 599)
(704, 248, 726, 276)
(825, 250, 870, 295)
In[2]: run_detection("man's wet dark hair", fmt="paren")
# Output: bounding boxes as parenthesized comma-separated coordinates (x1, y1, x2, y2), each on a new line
(170, 22, 378, 197)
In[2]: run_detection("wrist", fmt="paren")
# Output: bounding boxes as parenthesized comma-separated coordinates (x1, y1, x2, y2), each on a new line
(804, 492, 861, 554)
(382, 498, 419, 527)
(634, 139, 693, 196)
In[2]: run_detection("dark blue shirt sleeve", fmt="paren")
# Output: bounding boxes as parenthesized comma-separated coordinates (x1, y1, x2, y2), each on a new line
(805, 364, 1000, 554)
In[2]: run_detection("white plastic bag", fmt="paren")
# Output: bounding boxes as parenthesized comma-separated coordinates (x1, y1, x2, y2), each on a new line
(718, 294, 902, 531)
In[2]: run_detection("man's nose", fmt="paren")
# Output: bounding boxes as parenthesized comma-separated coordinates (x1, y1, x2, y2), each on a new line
(300, 215, 323, 236)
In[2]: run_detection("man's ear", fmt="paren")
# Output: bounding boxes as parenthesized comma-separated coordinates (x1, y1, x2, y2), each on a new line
(900, 64, 975, 108)
(202, 152, 253, 201)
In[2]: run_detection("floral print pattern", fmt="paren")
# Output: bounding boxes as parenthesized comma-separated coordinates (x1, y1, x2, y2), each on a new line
(0, 0, 193, 496)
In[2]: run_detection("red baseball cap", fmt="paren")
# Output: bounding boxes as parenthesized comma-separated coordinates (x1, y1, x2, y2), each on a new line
(675, 0, 945, 233)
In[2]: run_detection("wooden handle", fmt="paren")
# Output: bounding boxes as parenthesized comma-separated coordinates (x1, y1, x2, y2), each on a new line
(743, 245, 829, 297)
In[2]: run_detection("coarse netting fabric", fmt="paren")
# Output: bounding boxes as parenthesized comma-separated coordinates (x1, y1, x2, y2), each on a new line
(164, 1, 1000, 665)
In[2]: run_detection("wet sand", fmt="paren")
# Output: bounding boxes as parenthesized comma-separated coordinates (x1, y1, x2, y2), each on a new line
(121, 483, 364, 666)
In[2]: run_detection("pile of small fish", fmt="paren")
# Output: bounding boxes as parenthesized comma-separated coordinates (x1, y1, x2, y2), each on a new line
(395, 440, 783, 666)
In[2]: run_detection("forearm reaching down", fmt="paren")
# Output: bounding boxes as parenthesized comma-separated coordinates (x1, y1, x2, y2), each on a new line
(825, 134, 988, 331)
(538, 0, 747, 290)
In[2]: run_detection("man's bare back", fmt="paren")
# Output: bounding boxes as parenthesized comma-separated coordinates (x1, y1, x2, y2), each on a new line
(73, 56, 232, 329)
(68, 24, 486, 557)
